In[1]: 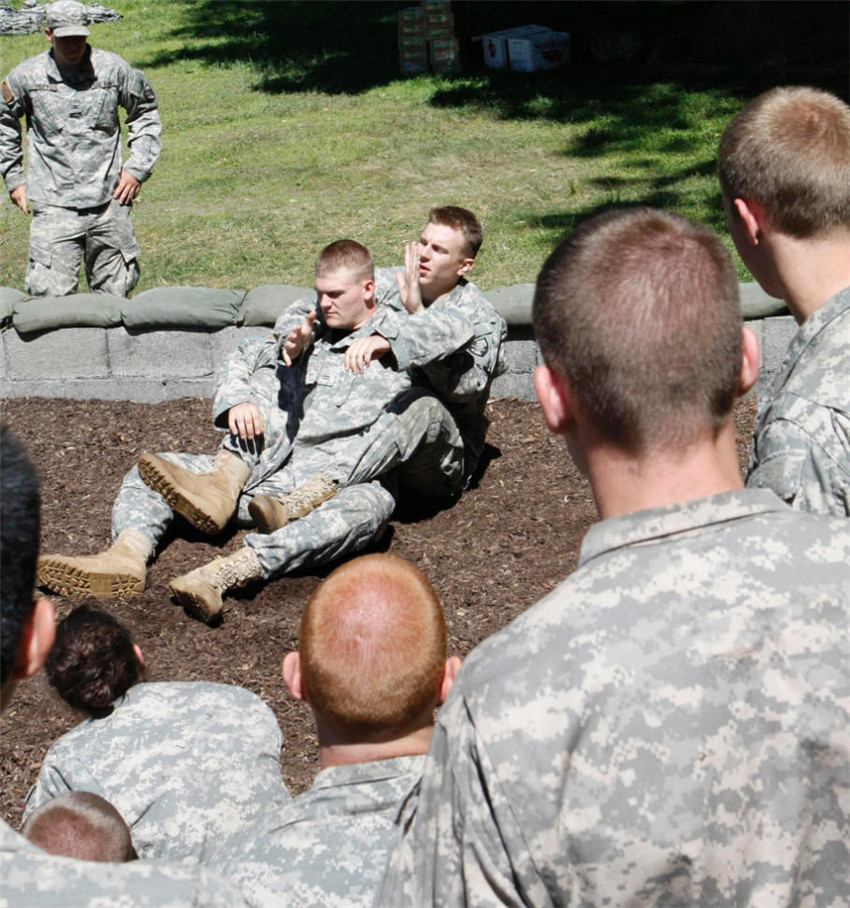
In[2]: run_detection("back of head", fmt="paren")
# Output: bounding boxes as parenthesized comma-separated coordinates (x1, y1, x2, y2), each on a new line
(46, 606, 143, 716)
(533, 207, 742, 453)
(22, 791, 134, 862)
(0, 426, 41, 688)
(300, 553, 447, 740)
(718, 86, 850, 238)
(315, 239, 374, 283)
(428, 206, 483, 258)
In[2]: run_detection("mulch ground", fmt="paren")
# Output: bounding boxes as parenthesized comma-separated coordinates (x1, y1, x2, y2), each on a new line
(0, 395, 757, 827)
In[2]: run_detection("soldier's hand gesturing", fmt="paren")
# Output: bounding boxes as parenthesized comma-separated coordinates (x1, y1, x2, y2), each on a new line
(396, 242, 423, 314)
(281, 310, 317, 366)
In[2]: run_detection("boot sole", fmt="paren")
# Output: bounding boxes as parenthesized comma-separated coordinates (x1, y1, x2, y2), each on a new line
(169, 578, 222, 624)
(37, 559, 144, 599)
(247, 497, 287, 534)
(139, 457, 226, 536)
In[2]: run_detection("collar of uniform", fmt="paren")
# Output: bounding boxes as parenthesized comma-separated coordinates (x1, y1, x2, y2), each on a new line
(310, 754, 425, 791)
(578, 487, 790, 569)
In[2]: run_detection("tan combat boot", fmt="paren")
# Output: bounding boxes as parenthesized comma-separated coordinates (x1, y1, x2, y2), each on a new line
(169, 547, 263, 623)
(139, 450, 252, 535)
(248, 472, 337, 534)
(37, 529, 153, 599)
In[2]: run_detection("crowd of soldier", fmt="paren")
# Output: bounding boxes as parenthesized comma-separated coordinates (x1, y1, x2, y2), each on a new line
(1, 2, 849, 905)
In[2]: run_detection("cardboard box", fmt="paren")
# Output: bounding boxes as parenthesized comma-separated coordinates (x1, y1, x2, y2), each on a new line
(481, 25, 549, 70)
(508, 29, 571, 72)
(428, 37, 461, 74)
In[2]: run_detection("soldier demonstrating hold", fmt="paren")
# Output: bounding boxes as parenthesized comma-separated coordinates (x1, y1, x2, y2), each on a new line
(0, 0, 161, 297)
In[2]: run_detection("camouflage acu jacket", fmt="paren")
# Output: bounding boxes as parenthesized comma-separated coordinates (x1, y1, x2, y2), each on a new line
(219, 755, 424, 908)
(747, 285, 850, 517)
(24, 682, 288, 865)
(381, 489, 850, 906)
(0, 46, 161, 206)
(216, 304, 411, 491)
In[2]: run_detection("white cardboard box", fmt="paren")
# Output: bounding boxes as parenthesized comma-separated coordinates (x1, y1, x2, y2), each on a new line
(508, 29, 571, 72)
(481, 25, 550, 70)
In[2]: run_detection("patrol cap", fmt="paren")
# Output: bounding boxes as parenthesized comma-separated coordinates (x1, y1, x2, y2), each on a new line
(46, 1, 90, 37)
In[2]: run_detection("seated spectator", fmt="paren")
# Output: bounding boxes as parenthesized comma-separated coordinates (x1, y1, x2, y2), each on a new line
(718, 86, 850, 515)
(218, 552, 460, 907)
(0, 425, 248, 905)
(21, 791, 135, 863)
(24, 604, 289, 864)
(378, 208, 850, 905)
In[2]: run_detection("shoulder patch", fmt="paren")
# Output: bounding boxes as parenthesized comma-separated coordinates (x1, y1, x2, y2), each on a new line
(1, 80, 14, 104)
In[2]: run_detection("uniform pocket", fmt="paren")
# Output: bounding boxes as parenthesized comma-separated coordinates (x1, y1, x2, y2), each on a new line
(28, 242, 52, 268)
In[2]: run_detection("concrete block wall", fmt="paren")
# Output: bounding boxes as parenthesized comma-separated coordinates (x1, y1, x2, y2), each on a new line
(0, 285, 793, 403)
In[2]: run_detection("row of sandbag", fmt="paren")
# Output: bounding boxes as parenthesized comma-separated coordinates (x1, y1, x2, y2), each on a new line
(0, 285, 313, 335)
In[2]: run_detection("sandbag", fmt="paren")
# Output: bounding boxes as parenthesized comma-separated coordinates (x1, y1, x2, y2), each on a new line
(12, 292, 123, 334)
(0, 286, 27, 330)
(739, 282, 788, 320)
(485, 284, 535, 326)
(240, 284, 314, 327)
(123, 287, 245, 330)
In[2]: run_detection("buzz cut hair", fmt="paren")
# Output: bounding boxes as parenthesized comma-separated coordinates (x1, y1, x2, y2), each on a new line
(22, 791, 135, 863)
(428, 206, 484, 258)
(315, 239, 374, 283)
(299, 553, 447, 740)
(533, 207, 742, 454)
(718, 86, 850, 238)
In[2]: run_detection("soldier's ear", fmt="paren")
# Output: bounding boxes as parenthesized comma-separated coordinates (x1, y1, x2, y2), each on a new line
(738, 326, 760, 398)
(282, 651, 304, 701)
(456, 257, 474, 277)
(535, 365, 573, 436)
(438, 656, 461, 705)
(10, 597, 55, 683)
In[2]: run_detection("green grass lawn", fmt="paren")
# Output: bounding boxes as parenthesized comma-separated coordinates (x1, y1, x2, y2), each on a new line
(1, 0, 847, 292)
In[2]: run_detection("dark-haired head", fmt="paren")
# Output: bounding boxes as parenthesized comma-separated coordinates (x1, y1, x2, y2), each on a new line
(46, 606, 143, 716)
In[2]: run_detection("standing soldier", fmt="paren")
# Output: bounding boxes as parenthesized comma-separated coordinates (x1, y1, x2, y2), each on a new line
(0, 0, 162, 297)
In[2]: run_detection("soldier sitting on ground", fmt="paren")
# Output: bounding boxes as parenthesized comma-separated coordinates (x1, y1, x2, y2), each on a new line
(37, 240, 412, 623)
(717, 86, 850, 516)
(23, 604, 289, 864)
(216, 552, 460, 908)
(21, 791, 136, 863)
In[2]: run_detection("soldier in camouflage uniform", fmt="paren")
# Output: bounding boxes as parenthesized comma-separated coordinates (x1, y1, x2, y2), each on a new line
(333, 206, 507, 497)
(379, 208, 850, 906)
(0, 428, 249, 907)
(23, 606, 289, 865)
(718, 86, 850, 517)
(0, 0, 161, 297)
(37, 241, 412, 623)
(217, 553, 460, 907)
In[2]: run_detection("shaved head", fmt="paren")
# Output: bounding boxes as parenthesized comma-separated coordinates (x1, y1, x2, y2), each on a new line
(299, 554, 447, 739)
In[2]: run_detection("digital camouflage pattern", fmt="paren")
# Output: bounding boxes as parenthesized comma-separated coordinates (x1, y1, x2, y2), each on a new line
(747, 286, 850, 517)
(1, 820, 249, 907)
(380, 490, 850, 906)
(23, 682, 289, 865)
(270, 271, 507, 493)
(219, 755, 424, 908)
(0, 45, 161, 295)
(112, 304, 409, 579)
(0, 47, 161, 205)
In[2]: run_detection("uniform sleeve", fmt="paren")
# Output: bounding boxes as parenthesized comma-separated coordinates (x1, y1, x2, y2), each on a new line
(22, 754, 99, 821)
(746, 417, 850, 517)
(0, 70, 26, 193)
(382, 293, 507, 401)
(212, 335, 278, 426)
(119, 65, 162, 183)
(380, 693, 537, 907)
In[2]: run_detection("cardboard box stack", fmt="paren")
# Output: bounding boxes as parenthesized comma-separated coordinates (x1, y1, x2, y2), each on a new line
(398, 2, 461, 75)
(482, 24, 571, 72)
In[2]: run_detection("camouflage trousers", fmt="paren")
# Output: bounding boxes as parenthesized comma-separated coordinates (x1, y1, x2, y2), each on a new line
(347, 388, 467, 497)
(26, 199, 141, 298)
(112, 453, 396, 579)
